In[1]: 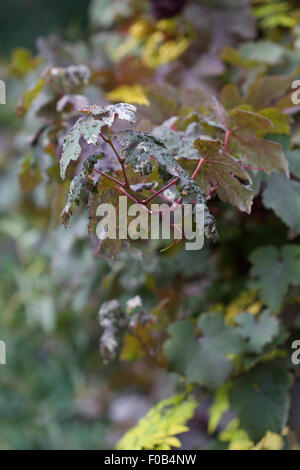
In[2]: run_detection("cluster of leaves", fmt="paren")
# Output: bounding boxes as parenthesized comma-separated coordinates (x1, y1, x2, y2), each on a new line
(56, 96, 291, 261)
(4, 0, 300, 451)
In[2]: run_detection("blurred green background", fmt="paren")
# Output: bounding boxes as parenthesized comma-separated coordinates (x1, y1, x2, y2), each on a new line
(0, 0, 163, 450)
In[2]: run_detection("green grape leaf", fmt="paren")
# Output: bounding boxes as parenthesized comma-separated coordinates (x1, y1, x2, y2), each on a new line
(116, 393, 197, 450)
(207, 101, 289, 176)
(230, 363, 291, 441)
(245, 75, 292, 111)
(257, 108, 292, 136)
(220, 84, 244, 110)
(249, 245, 300, 312)
(228, 109, 289, 176)
(164, 313, 244, 389)
(229, 108, 273, 133)
(235, 310, 279, 354)
(220, 76, 292, 112)
(179, 137, 254, 213)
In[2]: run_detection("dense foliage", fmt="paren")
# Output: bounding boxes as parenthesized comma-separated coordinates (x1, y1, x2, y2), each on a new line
(2, 0, 300, 450)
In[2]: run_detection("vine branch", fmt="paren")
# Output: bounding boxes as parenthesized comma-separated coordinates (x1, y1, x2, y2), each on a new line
(100, 132, 130, 187)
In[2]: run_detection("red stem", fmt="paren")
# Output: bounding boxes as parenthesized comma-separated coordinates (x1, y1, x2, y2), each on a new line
(150, 188, 181, 206)
(192, 157, 206, 180)
(143, 177, 179, 205)
(118, 187, 140, 204)
(99, 132, 130, 187)
(207, 182, 219, 199)
(223, 129, 231, 153)
(118, 187, 152, 214)
(93, 168, 124, 187)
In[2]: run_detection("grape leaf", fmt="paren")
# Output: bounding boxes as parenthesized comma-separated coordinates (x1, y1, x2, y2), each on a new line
(164, 313, 245, 389)
(245, 75, 292, 111)
(206, 101, 289, 176)
(230, 362, 291, 441)
(249, 245, 300, 312)
(206, 103, 286, 173)
(220, 84, 243, 110)
(220, 75, 292, 112)
(235, 310, 279, 354)
(257, 108, 292, 136)
(179, 137, 254, 213)
(228, 109, 289, 176)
